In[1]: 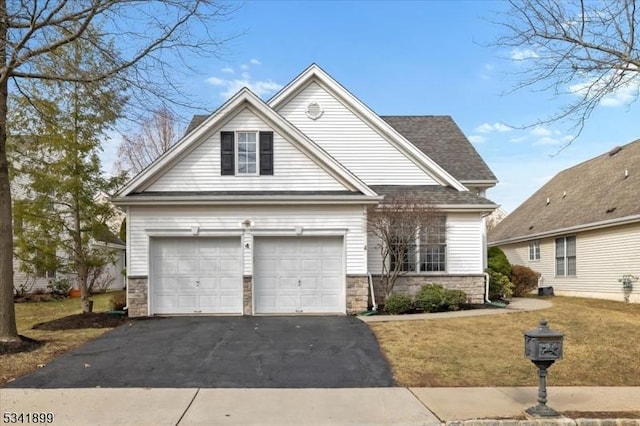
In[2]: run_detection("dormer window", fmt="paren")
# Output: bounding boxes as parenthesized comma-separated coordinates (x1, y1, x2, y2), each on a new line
(237, 131, 258, 175)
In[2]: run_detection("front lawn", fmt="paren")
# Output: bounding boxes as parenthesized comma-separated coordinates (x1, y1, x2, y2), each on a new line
(0, 292, 125, 386)
(369, 296, 640, 387)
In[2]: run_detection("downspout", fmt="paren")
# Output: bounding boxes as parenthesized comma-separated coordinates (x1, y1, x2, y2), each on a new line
(368, 271, 377, 311)
(484, 272, 507, 308)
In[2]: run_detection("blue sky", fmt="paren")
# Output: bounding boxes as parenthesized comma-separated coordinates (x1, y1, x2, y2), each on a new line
(102, 0, 640, 212)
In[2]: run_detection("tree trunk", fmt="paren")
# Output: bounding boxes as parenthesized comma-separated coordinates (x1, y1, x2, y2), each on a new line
(0, 0, 19, 341)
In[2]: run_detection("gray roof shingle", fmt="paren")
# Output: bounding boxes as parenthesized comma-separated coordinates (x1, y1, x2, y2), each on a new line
(489, 139, 640, 244)
(381, 116, 497, 182)
(370, 185, 496, 207)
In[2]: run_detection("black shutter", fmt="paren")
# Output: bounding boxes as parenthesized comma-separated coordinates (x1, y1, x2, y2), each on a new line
(220, 131, 235, 175)
(259, 131, 274, 175)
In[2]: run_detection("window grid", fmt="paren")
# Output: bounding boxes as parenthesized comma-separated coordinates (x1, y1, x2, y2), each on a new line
(237, 131, 257, 175)
(390, 216, 446, 273)
(529, 240, 540, 260)
(555, 236, 576, 276)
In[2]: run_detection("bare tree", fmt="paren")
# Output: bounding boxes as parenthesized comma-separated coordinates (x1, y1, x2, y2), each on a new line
(114, 107, 181, 175)
(367, 193, 445, 301)
(496, 0, 640, 137)
(0, 1, 237, 342)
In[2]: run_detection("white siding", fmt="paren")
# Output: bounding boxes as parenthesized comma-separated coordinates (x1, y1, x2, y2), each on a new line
(366, 212, 485, 275)
(146, 108, 347, 192)
(499, 222, 640, 303)
(447, 213, 484, 274)
(276, 81, 437, 186)
(128, 205, 367, 276)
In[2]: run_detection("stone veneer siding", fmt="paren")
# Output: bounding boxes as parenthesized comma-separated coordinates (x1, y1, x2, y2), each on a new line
(127, 276, 148, 317)
(243, 276, 253, 315)
(346, 275, 369, 314)
(372, 274, 485, 305)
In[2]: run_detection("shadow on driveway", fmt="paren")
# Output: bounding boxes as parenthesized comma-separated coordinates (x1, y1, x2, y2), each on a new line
(9, 316, 395, 388)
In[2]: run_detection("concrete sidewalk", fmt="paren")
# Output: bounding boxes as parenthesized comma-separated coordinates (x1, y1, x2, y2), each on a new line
(359, 297, 553, 323)
(1, 387, 638, 425)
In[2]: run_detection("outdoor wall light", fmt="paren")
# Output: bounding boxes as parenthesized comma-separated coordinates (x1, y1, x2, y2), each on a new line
(523, 319, 564, 417)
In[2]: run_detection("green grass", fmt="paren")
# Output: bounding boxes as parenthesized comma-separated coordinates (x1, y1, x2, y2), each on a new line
(0, 292, 123, 386)
(368, 296, 640, 387)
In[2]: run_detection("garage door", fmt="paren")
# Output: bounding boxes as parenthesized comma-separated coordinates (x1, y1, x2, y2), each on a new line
(254, 237, 344, 314)
(151, 237, 242, 314)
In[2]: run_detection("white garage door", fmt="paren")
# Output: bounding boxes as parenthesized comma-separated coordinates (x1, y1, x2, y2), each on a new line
(151, 237, 242, 314)
(254, 237, 344, 314)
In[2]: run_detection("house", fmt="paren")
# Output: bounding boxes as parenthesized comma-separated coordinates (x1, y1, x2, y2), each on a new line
(488, 140, 640, 303)
(113, 64, 497, 317)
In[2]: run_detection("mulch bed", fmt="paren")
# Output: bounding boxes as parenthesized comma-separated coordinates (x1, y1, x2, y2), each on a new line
(32, 312, 129, 330)
(562, 411, 640, 419)
(0, 335, 45, 355)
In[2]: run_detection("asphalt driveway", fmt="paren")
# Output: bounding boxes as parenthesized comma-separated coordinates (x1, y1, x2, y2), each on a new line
(8, 316, 394, 388)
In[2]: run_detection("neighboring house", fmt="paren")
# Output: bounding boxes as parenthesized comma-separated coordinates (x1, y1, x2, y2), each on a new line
(489, 140, 640, 304)
(113, 64, 497, 317)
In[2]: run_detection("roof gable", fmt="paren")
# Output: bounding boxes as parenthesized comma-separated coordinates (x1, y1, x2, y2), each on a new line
(116, 88, 377, 199)
(268, 64, 468, 191)
(489, 139, 640, 244)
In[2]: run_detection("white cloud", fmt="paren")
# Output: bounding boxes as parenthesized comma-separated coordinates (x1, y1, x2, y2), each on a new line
(475, 122, 512, 133)
(531, 126, 551, 137)
(207, 60, 282, 98)
(509, 136, 527, 143)
(569, 71, 639, 108)
(207, 77, 225, 86)
(468, 135, 486, 144)
(510, 48, 539, 61)
(206, 76, 283, 98)
(533, 136, 562, 146)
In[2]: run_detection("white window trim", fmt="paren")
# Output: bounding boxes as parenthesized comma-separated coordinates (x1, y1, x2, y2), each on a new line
(555, 235, 576, 277)
(235, 131, 259, 176)
(529, 240, 540, 261)
(390, 218, 447, 274)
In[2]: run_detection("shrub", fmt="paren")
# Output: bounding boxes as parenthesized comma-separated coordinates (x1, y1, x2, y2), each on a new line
(47, 278, 71, 298)
(414, 284, 447, 312)
(383, 293, 413, 314)
(486, 269, 514, 300)
(443, 289, 467, 311)
(510, 265, 540, 297)
(487, 246, 511, 276)
(110, 293, 127, 311)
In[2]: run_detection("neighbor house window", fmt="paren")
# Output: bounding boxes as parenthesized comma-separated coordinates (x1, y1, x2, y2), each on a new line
(529, 240, 540, 260)
(236, 131, 258, 175)
(390, 216, 446, 273)
(555, 236, 576, 276)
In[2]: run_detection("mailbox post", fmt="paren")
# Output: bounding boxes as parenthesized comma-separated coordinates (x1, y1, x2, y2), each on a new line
(523, 319, 564, 417)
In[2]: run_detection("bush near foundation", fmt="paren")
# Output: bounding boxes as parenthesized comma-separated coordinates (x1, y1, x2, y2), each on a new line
(414, 284, 468, 313)
(383, 293, 413, 314)
(510, 265, 540, 297)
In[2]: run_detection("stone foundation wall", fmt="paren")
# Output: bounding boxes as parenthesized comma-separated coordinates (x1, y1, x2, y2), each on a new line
(127, 276, 148, 317)
(243, 276, 253, 315)
(372, 274, 485, 305)
(346, 275, 369, 314)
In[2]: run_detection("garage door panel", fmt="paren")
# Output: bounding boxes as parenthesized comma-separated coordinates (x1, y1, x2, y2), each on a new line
(254, 237, 344, 314)
(152, 237, 242, 315)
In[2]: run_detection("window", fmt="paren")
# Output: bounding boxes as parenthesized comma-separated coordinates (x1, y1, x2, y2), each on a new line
(529, 240, 540, 260)
(555, 236, 576, 276)
(390, 216, 446, 273)
(220, 131, 273, 176)
(236, 131, 258, 175)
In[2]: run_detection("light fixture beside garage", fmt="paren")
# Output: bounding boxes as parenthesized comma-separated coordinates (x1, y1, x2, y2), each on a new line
(241, 219, 254, 227)
(191, 226, 199, 235)
(295, 226, 303, 235)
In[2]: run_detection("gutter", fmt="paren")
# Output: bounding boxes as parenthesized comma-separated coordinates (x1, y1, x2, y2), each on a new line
(113, 195, 384, 206)
(489, 214, 640, 246)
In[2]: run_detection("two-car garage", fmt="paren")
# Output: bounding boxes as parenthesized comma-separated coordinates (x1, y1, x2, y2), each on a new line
(150, 236, 345, 315)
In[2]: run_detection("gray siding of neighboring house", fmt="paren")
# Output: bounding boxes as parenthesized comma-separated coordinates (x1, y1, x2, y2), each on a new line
(499, 221, 640, 303)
